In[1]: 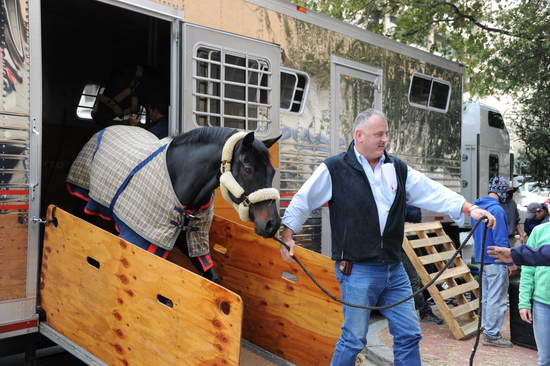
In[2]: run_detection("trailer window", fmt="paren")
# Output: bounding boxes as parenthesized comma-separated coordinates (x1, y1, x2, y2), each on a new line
(489, 154, 499, 179)
(76, 84, 103, 120)
(194, 45, 272, 131)
(488, 111, 505, 129)
(408, 73, 451, 113)
(280, 68, 309, 114)
(76, 83, 146, 123)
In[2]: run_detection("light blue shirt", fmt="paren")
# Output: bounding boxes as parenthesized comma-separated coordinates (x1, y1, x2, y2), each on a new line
(282, 147, 466, 234)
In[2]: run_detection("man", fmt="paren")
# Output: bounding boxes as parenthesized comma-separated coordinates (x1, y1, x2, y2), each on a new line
(470, 176, 512, 348)
(145, 99, 169, 139)
(488, 244, 550, 266)
(279, 109, 495, 366)
(501, 186, 526, 246)
(525, 203, 549, 236)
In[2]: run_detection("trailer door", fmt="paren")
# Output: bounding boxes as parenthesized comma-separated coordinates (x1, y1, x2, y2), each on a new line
(329, 56, 383, 155)
(322, 56, 382, 255)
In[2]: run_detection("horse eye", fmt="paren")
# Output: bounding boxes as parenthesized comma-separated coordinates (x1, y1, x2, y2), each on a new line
(244, 167, 253, 175)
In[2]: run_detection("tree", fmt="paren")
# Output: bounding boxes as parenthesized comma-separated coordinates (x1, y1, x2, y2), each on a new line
(297, 0, 550, 185)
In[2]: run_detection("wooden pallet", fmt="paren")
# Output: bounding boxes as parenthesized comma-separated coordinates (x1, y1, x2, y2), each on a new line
(402, 221, 480, 340)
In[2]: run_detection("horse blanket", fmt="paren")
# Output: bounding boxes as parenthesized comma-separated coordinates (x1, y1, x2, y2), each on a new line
(66, 125, 212, 255)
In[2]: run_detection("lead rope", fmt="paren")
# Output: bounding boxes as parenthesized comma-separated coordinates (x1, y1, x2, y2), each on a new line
(469, 223, 488, 366)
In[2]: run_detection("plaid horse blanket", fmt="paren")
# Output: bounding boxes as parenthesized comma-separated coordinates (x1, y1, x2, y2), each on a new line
(67, 125, 212, 256)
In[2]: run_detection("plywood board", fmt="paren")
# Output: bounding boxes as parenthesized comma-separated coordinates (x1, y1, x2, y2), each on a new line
(210, 215, 342, 366)
(0, 214, 27, 301)
(41, 205, 243, 366)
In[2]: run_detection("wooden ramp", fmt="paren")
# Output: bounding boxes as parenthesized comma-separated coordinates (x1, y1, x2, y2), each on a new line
(402, 221, 480, 340)
(41, 205, 243, 366)
(209, 215, 342, 366)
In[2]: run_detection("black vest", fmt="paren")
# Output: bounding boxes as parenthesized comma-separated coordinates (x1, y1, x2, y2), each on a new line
(324, 143, 408, 263)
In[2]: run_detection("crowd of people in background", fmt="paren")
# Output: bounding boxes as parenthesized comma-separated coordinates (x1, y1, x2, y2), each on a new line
(470, 176, 550, 366)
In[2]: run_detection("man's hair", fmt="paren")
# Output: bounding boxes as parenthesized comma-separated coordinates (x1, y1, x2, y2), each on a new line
(354, 108, 387, 131)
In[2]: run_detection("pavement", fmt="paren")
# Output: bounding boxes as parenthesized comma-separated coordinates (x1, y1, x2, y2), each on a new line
(360, 310, 538, 366)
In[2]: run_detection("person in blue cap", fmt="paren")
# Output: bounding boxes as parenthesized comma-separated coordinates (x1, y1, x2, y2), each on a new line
(471, 175, 512, 348)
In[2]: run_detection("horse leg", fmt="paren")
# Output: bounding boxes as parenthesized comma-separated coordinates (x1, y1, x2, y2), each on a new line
(176, 236, 220, 283)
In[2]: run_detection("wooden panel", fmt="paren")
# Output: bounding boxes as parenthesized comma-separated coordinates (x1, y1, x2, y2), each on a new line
(0, 214, 27, 300)
(451, 299, 479, 318)
(409, 236, 452, 249)
(210, 215, 342, 366)
(440, 281, 479, 300)
(41, 206, 243, 366)
(404, 221, 443, 233)
(418, 250, 456, 265)
(429, 264, 470, 285)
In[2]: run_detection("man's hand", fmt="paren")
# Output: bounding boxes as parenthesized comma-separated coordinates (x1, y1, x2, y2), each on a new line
(470, 207, 496, 229)
(519, 231, 526, 244)
(519, 308, 532, 324)
(280, 226, 296, 263)
(488, 246, 513, 263)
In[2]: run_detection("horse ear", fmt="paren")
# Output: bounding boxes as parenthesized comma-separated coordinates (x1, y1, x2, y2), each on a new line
(262, 135, 282, 149)
(243, 132, 255, 147)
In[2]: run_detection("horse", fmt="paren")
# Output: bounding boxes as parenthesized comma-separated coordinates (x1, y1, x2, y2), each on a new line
(66, 125, 281, 282)
(91, 65, 167, 126)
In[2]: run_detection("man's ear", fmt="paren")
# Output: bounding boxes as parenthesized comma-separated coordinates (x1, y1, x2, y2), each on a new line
(262, 135, 282, 149)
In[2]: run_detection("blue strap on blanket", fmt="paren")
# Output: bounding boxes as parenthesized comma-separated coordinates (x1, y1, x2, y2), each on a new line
(92, 129, 106, 159)
(109, 143, 169, 211)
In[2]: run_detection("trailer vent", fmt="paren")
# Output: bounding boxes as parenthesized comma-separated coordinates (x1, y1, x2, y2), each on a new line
(408, 72, 451, 113)
(280, 68, 309, 114)
(193, 45, 272, 133)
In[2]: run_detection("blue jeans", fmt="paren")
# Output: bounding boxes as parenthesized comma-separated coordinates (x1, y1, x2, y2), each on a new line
(481, 264, 509, 338)
(330, 262, 422, 366)
(533, 300, 550, 366)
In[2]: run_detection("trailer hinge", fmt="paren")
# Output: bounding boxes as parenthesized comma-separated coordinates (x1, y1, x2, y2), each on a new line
(32, 117, 40, 135)
(30, 183, 39, 201)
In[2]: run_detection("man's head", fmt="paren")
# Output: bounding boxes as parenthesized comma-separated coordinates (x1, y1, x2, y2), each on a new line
(147, 92, 169, 122)
(527, 202, 548, 221)
(353, 109, 389, 162)
(488, 176, 509, 202)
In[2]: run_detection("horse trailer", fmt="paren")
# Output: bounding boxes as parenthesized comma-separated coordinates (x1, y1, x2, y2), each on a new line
(1, 0, 466, 364)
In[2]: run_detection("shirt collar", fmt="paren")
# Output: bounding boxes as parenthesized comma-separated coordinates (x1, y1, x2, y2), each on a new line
(354, 146, 385, 167)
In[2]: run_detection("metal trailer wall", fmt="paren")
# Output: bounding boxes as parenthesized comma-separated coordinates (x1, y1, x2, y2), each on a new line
(0, 0, 39, 338)
(181, 0, 464, 251)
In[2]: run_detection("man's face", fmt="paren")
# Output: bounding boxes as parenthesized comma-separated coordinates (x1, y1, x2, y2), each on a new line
(534, 209, 547, 220)
(354, 115, 389, 162)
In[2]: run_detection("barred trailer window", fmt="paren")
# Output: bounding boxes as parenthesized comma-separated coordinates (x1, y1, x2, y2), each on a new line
(194, 45, 272, 132)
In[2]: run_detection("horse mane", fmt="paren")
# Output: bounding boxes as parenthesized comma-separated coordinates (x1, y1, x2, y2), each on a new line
(170, 127, 237, 148)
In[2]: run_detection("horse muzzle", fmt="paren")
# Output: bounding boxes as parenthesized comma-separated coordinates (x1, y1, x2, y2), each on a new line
(250, 200, 281, 238)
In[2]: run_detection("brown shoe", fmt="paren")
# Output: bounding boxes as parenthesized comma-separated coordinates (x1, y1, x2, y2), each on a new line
(482, 335, 513, 348)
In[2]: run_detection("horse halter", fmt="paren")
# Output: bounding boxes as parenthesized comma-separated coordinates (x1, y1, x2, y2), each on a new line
(94, 65, 144, 119)
(219, 132, 280, 222)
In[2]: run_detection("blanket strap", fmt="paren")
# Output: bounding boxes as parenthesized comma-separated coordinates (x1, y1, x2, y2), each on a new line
(108, 143, 169, 211)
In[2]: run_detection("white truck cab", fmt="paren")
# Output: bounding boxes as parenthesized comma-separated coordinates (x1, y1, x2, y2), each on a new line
(461, 101, 512, 207)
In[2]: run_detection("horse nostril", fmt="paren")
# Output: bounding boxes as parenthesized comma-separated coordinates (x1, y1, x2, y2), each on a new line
(265, 218, 280, 237)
